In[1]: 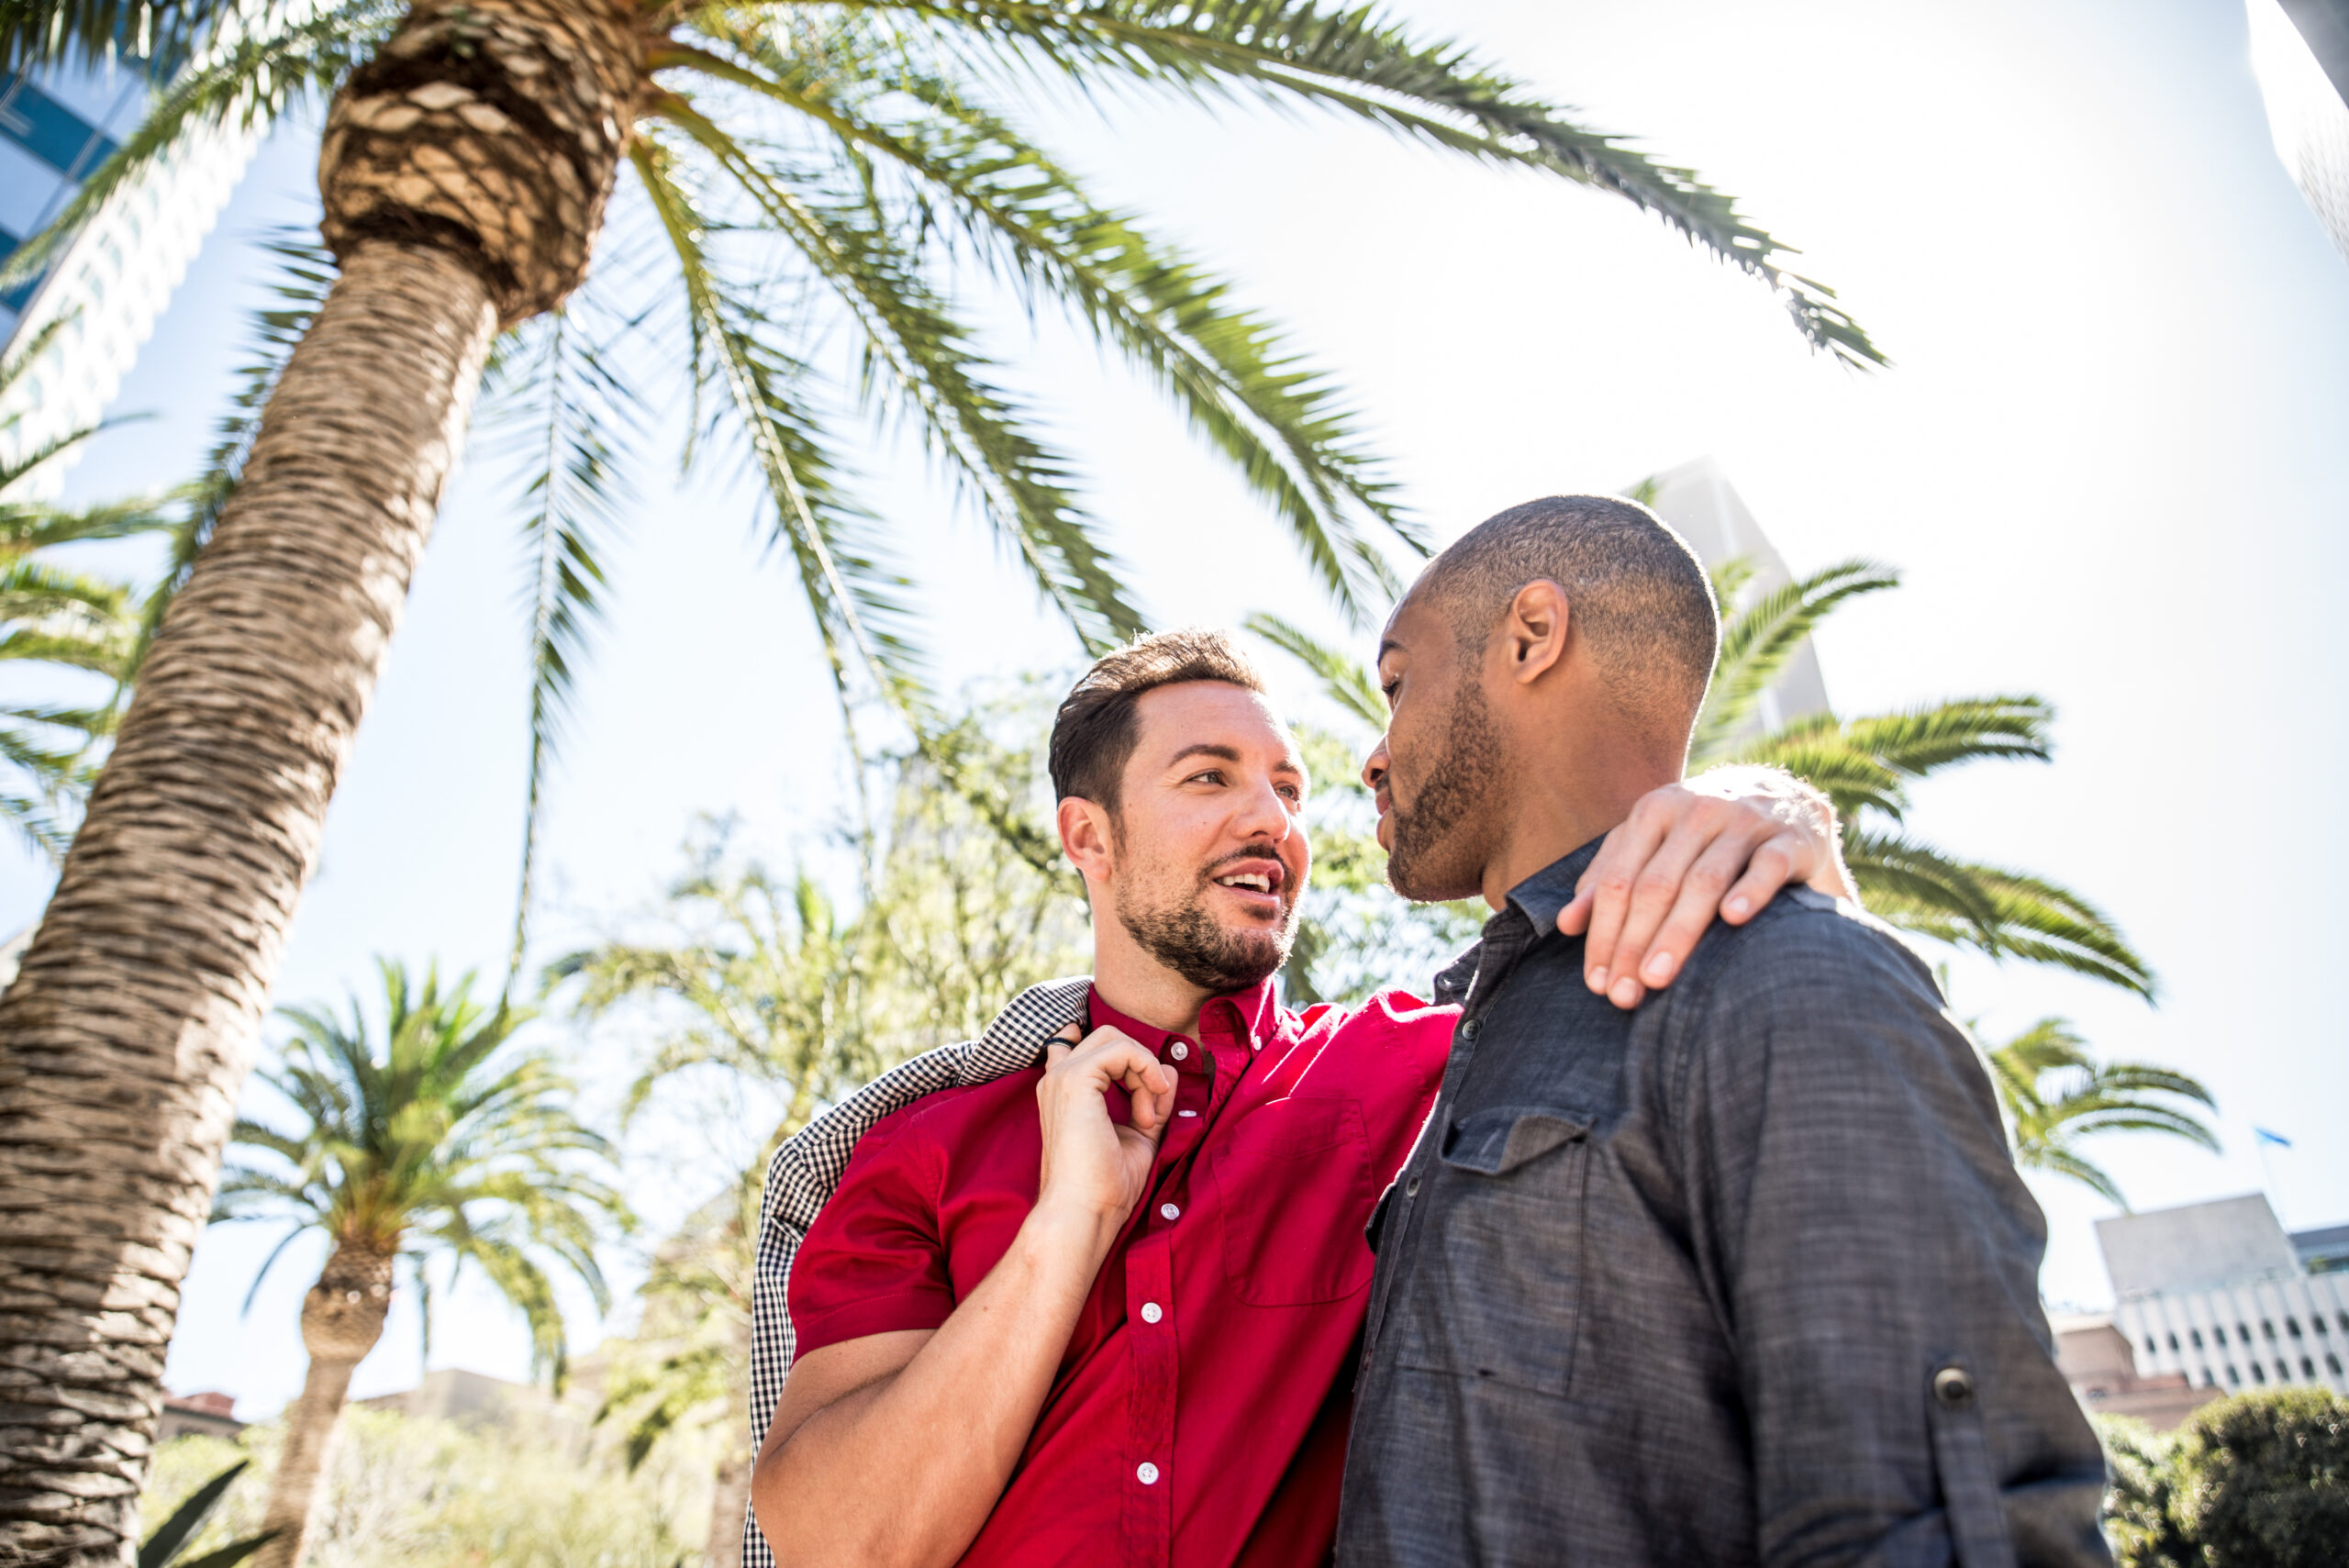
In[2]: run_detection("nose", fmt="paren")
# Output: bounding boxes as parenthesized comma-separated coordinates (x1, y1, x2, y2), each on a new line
(1362, 734, 1390, 795)
(1233, 772, 1294, 846)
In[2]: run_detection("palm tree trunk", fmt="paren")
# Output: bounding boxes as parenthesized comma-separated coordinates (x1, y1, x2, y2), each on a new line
(254, 1241, 395, 1568)
(0, 4, 640, 1561)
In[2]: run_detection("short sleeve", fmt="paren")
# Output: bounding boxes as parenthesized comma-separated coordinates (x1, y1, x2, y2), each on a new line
(786, 1105, 958, 1355)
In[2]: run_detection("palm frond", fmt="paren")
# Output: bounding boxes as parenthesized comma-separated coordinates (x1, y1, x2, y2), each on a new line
(488, 305, 638, 995)
(1692, 558, 1897, 762)
(1242, 611, 1385, 729)
(841, 0, 1882, 365)
(654, 95, 1149, 653)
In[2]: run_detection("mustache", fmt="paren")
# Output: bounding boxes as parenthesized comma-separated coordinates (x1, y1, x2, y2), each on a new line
(1199, 842, 1294, 888)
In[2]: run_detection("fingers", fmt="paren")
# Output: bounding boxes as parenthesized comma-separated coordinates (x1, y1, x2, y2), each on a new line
(1585, 801, 1714, 1007)
(1574, 801, 1673, 995)
(1719, 830, 1805, 924)
(1607, 834, 1759, 1006)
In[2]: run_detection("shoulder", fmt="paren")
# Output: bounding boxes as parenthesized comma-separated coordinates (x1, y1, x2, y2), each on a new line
(865, 1066, 1042, 1152)
(1302, 988, 1456, 1053)
(1682, 886, 1941, 1006)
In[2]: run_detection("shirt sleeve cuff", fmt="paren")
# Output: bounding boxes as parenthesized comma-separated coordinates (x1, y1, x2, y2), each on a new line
(791, 1292, 956, 1357)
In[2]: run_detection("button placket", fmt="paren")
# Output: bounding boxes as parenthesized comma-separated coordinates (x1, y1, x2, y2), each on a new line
(1123, 1225, 1177, 1566)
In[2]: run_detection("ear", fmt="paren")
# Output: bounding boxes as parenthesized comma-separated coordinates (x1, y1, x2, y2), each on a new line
(1057, 795, 1116, 885)
(1503, 580, 1571, 686)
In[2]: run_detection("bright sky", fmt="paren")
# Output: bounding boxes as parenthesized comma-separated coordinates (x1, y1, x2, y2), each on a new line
(7, 0, 2344, 1418)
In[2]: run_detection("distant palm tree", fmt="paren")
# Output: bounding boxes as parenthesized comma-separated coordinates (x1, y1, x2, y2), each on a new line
(213, 961, 629, 1568)
(0, 10, 1882, 1543)
(1983, 1018, 2217, 1207)
(0, 317, 170, 858)
(1686, 555, 2154, 995)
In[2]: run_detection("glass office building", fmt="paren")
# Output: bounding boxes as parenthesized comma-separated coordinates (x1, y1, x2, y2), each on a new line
(0, 50, 260, 497)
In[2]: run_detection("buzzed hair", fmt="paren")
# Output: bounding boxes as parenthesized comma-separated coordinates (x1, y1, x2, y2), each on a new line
(1417, 495, 1719, 735)
(1050, 628, 1268, 810)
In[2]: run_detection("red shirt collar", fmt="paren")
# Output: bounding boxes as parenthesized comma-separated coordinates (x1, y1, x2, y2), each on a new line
(1087, 975, 1283, 1059)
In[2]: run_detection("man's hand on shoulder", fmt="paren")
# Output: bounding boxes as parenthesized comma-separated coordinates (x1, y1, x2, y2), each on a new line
(1559, 765, 1856, 1010)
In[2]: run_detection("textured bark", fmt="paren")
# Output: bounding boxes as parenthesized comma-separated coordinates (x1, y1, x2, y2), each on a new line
(0, 3, 642, 1561)
(321, 0, 641, 326)
(251, 1242, 394, 1568)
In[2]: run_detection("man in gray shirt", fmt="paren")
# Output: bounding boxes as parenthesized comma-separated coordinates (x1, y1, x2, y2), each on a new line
(1339, 495, 2109, 1566)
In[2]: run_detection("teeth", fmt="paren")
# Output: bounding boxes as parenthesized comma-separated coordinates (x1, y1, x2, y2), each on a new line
(1217, 873, 1272, 892)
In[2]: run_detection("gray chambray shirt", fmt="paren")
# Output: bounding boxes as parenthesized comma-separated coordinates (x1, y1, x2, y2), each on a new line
(1337, 841, 2110, 1568)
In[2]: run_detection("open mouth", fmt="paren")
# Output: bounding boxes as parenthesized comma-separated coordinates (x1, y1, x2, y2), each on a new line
(1208, 858, 1287, 911)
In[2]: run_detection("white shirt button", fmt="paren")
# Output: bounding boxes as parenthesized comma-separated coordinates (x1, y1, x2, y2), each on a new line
(1141, 1301, 1163, 1323)
(1169, 1041, 1189, 1062)
(1137, 1462, 1160, 1485)
(1177, 1109, 1198, 1118)
(1160, 1203, 1181, 1221)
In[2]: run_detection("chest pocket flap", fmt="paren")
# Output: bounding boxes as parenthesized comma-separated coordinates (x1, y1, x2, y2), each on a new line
(1442, 1106, 1590, 1175)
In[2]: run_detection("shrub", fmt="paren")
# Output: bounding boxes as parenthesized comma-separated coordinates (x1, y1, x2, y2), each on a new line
(2100, 1387, 2349, 1568)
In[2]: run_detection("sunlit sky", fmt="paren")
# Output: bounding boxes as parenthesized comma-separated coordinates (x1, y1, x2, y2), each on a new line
(7, 0, 2344, 1418)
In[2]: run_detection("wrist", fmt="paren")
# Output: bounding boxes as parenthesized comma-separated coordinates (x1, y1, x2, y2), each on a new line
(1022, 1194, 1122, 1262)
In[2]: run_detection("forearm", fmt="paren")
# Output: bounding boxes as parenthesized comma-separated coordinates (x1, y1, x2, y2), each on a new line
(754, 1204, 1113, 1568)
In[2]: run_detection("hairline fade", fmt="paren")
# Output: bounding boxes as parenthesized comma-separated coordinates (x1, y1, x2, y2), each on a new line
(1049, 628, 1271, 813)
(1415, 494, 1720, 738)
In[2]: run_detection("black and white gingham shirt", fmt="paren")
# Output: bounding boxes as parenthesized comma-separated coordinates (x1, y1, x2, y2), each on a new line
(740, 976, 1094, 1568)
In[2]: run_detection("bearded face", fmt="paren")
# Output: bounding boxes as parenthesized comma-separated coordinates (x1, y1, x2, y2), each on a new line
(1112, 831, 1299, 994)
(1383, 673, 1505, 904)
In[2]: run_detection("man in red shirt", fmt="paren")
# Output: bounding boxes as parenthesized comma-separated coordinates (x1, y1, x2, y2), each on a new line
(750, 628, 1850, 1568)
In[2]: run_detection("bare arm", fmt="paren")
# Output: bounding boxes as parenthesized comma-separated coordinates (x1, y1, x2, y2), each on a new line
(751, 1027, 1174, 1568)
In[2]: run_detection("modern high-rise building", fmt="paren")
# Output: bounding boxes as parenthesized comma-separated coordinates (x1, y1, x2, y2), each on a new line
(1641, 455, 1833, 737)
(2249, 0, 2349, 262)
(0, 45, 261, 498)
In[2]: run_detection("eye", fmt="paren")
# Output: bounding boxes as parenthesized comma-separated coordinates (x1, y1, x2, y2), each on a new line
(1380, 675, 1400, 706)
(1276, 783, 1303, 803)
(1186, 769, 1226, 786)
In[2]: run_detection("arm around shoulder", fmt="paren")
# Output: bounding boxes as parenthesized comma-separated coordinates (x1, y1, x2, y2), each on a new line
(1667, 906, 2111, 1567)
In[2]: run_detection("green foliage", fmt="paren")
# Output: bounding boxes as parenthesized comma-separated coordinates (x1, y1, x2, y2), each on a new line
(1983, 1018, 2216, 1208)
(0, 317, 174, 857)
(557, 684, 1090, 1472)
(2099, 1391, 2349, 1568)
(138, 1459, 275, 1568)
(213, 962, 631, 1383)
(1688, 554, 2154, 997)
(141, 1408, 696, 1568)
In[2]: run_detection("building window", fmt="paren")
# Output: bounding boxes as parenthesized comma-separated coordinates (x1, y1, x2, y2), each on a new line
(2228, 1364, 2242, 1385)
(2241, 1322, 2255, 1342)
(2200, 1369, 2217, 1387)
(2288, 1317, 2304, 1338)
(2253, 1364, 2267, 1384)
(2144, 1335, 2158, 1355)
(2320, 1318, 2332, 1336)
(2329, 1353, 2343, 1376)
(2340, 1313, 2349, 1334)
(2277, 1362, 2293, 1383)
(2263, 1319, 2277, 1340)
(2190, 1329, 2205, 1349)
(2165, 1331, 2180, 1351)
(2302, 1357, 2317, 1379)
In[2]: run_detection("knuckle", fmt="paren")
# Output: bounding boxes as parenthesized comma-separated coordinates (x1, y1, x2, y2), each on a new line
(1596, 871, 1637, 900)
(1634, 869, 1679, 899)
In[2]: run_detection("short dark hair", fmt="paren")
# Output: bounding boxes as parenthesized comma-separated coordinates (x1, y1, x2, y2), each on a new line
(1417, 495, 1718, 733)
(1049, 628, 1267, 809)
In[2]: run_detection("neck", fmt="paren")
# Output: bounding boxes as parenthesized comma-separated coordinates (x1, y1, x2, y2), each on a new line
(1477, 727, 1682, 910)
(1086, 907, 1216, 1039)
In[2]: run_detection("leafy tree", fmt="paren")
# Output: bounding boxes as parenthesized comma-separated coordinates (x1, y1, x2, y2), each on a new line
(212, 962, 629, 1568)
(0, 9, 1881, 1546)
(1982, 1018, 2215, 1207)
(2099, 1391, 2349, 1568)
(561, 689, 1086, 1563)
(0, 317, 172, 858)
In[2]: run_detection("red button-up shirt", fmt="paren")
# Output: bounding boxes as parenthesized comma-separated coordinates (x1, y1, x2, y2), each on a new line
(788, 979, 1453, 1568)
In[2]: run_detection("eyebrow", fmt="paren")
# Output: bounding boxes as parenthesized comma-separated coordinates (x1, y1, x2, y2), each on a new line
(1168, 742, 1305, 777)
(1376, 638, 1403, 660)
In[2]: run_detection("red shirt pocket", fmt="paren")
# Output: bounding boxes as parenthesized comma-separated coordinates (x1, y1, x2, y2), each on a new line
(1208, 1096, 1376, 1307)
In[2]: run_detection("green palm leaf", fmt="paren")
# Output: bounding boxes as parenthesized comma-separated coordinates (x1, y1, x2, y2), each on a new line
(1692, 558, 1898, 762)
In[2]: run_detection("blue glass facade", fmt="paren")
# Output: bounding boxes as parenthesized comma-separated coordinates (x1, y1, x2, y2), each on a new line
(0, 60, 152, 335)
